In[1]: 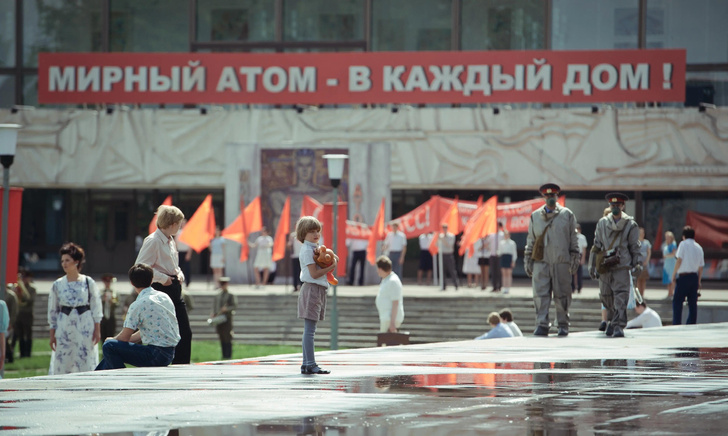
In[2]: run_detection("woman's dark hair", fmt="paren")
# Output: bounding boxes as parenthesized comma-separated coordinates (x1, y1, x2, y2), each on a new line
(59, 242, 85, 271)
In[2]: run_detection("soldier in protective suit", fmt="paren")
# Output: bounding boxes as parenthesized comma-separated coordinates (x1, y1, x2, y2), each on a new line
(524, 183, 580, 337)
(588, 193, 642, 338)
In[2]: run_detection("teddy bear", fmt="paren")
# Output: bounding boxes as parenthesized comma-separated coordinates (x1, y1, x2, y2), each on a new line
(313, 245, 339, 286)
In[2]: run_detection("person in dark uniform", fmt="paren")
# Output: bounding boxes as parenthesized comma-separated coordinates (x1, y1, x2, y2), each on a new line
(99, 273, 118, 341)
(135, 205, 192, 364)
(211, 277, 237, 359)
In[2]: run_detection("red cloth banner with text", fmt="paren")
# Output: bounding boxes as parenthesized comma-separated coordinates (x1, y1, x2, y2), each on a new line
(38, 50, 685, 105)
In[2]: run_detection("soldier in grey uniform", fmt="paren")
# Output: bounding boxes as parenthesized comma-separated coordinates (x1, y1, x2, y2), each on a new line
(524, 183, 580, 336)
(588, 193, 642, 338)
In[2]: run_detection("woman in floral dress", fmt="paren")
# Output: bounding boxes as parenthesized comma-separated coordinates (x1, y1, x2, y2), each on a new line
(47, 243, 102, 374)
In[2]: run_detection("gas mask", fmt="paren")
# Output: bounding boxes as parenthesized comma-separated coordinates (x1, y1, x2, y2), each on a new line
(546, 197, 557, 208)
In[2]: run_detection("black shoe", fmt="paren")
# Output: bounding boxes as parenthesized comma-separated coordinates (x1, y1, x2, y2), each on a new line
(598, 321, 607, 332)
(490, 288, 501, 293)
(558, 327, 569, 337)
(611, 326, 624, 338)
(533, 326, 550, 336)
(302, 364, 330, 375)
(605, 322, 614, 337)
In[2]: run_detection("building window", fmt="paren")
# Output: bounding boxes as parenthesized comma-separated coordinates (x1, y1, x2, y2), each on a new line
(551, 0, 639, 50)
(110, 0, 188, 52)
(196, 0, 275, 42)
(23, 0, 102, 67)
(0, 1, 15, 67)
(647, 0, 728, 63)
(371, 0, 451, 51)
(461, 0, 545, 51)
(0, 75, 15, 107)
(686, 72, 728, 107)
(283, 0, 363, 41)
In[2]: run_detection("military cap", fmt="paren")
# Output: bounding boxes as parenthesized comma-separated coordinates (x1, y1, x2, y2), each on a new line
(101, 273, 116, 281)
(539, 183, 561, 195)
(605, 192, 629, 203)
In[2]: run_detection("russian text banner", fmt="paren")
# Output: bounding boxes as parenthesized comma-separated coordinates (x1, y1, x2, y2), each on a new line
(38, 50, 686, 105)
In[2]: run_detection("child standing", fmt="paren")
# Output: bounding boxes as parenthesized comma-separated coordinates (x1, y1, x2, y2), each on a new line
(296, 216, 337, 375)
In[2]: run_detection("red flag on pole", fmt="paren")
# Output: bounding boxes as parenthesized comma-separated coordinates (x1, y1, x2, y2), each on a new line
(178, 194, 216, 253)
(272, 196, 291, 262)
(459, 196, 498, 256)
(367, 198, 386, 265)
(430, 198, 460, 255)
(300, 195, 324, 220)
(222, 196, 263, 262)
(148, 195, 172, 235)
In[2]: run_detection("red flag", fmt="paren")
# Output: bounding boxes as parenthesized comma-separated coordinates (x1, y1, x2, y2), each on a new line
(245, 196, 263, 234)
(272, 196, 290, 262)
(300, 195, 324, 220)
(222, 196, 263, 262)
(459, 196, 498, 256)
(148, 195, 172, 235)
(653, 216, 663, 250)
(430, 199, 461, 255)
(442, 199, 461, 235)
(178, 194, 216, 253)
(367, 198, 386, 265)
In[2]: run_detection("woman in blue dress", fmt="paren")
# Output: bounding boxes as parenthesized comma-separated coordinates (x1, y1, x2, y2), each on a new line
(662, 231, 678, 298)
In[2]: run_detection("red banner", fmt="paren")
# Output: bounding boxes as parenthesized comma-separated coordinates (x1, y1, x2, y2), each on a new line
(321, 203, 348, 278)
(685, 211, 728, 251)
(0, 188, 23, 286)
(393, 195, 561, 239)
(38, 50, 686, 105)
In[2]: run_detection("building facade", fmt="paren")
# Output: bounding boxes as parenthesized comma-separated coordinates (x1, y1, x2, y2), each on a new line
(1, 0, 727, 280)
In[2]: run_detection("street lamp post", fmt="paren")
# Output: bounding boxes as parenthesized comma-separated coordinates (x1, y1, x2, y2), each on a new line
(0, 124, 21, 301)
(322, 153, 347, 351)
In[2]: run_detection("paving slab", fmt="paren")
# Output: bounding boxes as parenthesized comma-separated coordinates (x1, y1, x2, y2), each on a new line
(2, 323, 728, 435)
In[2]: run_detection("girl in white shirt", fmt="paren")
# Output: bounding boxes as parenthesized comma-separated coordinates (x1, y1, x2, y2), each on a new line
(498, 231, 518, 294)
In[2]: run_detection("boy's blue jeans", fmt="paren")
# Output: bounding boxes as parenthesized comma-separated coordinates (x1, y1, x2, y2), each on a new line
(95, 339, 175, 370)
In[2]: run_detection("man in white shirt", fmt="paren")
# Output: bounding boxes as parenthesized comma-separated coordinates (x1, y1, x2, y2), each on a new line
(573, 224, 588, 294)
(417, 233, 434, 285)
(671, 226, 705, 325)
(375, 256, 405, 333)
(439, 224, 460, 291)
(96, 264, 181, 370)
(383, 223, 407, 278)
(626, 302, 662, 329)
(346, 237, 369, 286)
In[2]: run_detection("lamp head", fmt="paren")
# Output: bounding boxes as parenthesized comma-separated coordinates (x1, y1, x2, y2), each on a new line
(323, 154, 348, 188)
(0, 124, 21, 168)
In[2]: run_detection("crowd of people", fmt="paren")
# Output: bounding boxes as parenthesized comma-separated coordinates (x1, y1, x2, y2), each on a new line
(0, 185, 710, 378)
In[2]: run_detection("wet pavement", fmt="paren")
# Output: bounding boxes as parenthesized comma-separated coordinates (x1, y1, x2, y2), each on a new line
(2, 323, 728, 435)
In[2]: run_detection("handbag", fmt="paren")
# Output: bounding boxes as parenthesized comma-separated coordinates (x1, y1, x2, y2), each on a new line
(596, 229, 623, 275)
(531, 218, 554, 262)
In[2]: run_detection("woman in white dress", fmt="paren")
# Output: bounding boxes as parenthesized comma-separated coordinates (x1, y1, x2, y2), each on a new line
(461, 246, 481, 287)
(47, 242, 102, 374)
(250, 227, 274, 287)
(209, 227, 225, 285)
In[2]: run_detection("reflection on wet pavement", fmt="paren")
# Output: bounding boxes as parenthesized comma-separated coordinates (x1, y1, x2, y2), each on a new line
(1, 326, 728, 435)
